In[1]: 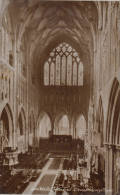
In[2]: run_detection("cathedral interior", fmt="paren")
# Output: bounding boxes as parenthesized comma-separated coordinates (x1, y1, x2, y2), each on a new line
(0, 1, 120, 195)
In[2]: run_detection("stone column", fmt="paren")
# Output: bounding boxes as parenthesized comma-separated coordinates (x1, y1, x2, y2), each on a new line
(95, 148, 98, 171)
(12, 34, 18, 149)
(75, 127, 77, 139)
(70, 119, 74, 138)
(105, 144, 114, 195)
(105, 144, 109, 195)
(69, 120, 71, 136)
(72, 118, 76, 139)
(51, 119, 54, 136)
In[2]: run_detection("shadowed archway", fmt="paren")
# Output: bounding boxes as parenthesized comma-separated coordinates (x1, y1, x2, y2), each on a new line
(0, 103, 14, 150)
(38, 112, 52, 138)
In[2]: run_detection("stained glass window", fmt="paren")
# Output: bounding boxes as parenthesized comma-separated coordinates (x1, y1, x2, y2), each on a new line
(67, 55, 72, 86)
(56, 55, 60, 85)
(50, 62, 54, 85)
(78, 62, 83, 86)
(61, 55, 66, 85)
(73, 61, 77, 86)
(44, 42, 83, 86)
(44, 62, 49, 85)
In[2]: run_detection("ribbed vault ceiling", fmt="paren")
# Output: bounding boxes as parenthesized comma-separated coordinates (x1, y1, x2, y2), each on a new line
(0, 0, 101, 118)
(6, 1, 98, 80)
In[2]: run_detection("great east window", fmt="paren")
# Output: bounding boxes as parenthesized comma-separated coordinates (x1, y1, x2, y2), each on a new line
(44, 42, 83, 86)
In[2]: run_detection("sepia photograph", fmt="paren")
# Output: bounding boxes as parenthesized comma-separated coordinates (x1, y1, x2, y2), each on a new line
(0, 0, 120, 195)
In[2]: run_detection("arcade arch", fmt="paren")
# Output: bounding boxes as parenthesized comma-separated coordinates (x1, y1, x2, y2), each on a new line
(18, 109, 26, 136)
(54, 114, 70, 135)
(28, 112, 36, 146)
(0, 103, 14, 151)
(76, 114, 86, 140)
(38, 112, 52, 138)
(106, 78, 120, 144)
(105, 78, 120, 195)
(29, 112, 35, 134)
(17, 108, 26, 152)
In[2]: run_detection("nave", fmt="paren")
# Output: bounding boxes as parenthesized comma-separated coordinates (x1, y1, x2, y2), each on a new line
(0, 147, 105, 194)
(25, 153, 105, 195)
(0, 1, 120, 195)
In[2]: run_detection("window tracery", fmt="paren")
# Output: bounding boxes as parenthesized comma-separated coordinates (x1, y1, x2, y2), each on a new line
(44, 42, 83, 86)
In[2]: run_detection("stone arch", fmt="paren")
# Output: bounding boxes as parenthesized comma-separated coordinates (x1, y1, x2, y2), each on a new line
(17, 107, 26, 152)
(54, 111, 70, 135)
(73, 111, 88, 127)
(75, 114, 87, 140)
(34, 33, 91, 91)
(0, 103, 14, 150)
(37, 110, 52, 126)
(29, 111, 35, 134)
(36, 33, 89, 68)
(105, 78, 120, 195)
(106, 78, 120, 144)
(18, 107, 26, 136)
(37, 111, 52, 138)
(28, 111, 36, 146)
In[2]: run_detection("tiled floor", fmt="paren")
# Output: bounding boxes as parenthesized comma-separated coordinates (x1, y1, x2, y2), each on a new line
(48, 158, 61, 170)
(23, 158, 63, 195)
(33, 175, 55, 194)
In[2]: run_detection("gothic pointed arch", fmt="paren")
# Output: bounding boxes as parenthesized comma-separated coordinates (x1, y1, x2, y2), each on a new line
(29, 111, 35, 134)
(0, 103, 14, 149)
(106, 78, 120, 144)
(76, 114, 86, 140)
(54, 112, 70, 135)
(37, 111, 52, 138)
(18, 107, 26, 136)
(43, 42, 83, 86)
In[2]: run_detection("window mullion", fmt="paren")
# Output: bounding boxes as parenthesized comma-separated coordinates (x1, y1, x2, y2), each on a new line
(66, 55, 67, 85)
(44, 43, 82, 86)
(49, 63, 50, 85)
(54, 50, 56, 86)
(60, 56, 62, 85)
(72, 56, 74, 86)
(77, 62, 79, 86)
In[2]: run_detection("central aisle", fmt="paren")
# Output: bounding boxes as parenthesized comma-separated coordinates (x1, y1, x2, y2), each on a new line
(30, 158, 62, 195)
